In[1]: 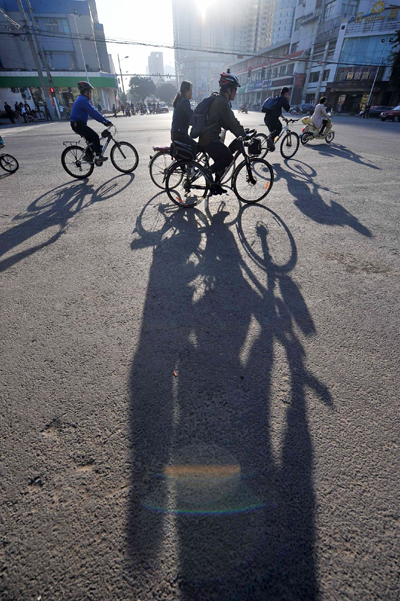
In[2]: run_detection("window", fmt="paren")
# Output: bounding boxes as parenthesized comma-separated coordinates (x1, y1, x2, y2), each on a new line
(324, 1, 337, 19)
(291, 42, 299, 53)
(279, 65, 286, 75)
(309, 71, 320, 82)
(323, 69, 330, 80)
(287, 63, 294, 75)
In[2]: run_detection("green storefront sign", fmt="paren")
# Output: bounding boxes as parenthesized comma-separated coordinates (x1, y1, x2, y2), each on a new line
(0, 75, 116, 89)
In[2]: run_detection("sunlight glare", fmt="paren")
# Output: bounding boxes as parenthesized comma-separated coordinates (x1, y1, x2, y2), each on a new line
(197, 0, 213, 21)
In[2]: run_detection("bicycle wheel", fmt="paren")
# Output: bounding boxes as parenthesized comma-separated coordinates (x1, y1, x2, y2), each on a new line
(0, 153, 19, 173)
(300, 132, 311, 145)
(165, 160, 210, 208)
(253, 133, 269, 159)
(149, 150, 176, 189)
(61, 145, 94, 179)
(232, 158, 274, 204)
(325, 131, 335, 144)
(110, 141, 139, 173)
(26, 114, 34, 124)
(280, 132, 300, 159)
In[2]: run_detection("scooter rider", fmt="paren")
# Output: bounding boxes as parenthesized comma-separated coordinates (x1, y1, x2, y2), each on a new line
(263, 87, 291, 151)
(198, 72, 245, 195)
(70, 81, 112, 165)
(311, 96, 330, 135)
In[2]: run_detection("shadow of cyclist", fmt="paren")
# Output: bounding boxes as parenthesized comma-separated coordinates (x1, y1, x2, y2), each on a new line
(127, 199, 332, 600)
(303, 142, 380, 170)
(273, 160, 372, 237)
(0, 174, 135, 273)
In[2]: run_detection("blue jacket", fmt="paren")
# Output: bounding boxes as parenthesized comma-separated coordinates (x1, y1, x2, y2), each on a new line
(70, 94, 108, 125)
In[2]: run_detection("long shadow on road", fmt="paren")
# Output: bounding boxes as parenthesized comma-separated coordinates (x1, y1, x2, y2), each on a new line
(273, 159, 372, 237)
(127, 199, 333, 600)
(0, 174, 134, 272)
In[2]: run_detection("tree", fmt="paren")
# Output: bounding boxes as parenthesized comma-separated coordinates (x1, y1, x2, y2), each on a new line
(128, 77, 156, 101)
(157, 82, 178, 105)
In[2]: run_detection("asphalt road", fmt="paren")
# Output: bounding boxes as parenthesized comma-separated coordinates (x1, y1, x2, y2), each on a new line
(1, 113, 399, 601)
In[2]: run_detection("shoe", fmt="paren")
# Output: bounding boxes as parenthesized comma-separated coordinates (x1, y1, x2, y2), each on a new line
(266, 140, 275, 152)
(95, 156, 108, 166)
(210, 183, 227, 196)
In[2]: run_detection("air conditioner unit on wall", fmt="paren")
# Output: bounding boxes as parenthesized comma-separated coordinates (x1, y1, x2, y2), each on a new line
(11, 87, 20, 93)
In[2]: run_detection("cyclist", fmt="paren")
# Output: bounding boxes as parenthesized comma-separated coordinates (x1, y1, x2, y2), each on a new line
(70, 81, 112, 165)
(171, 80, 197, 156)
(263, 87, 291, 151)
(198, 72, 245, 194)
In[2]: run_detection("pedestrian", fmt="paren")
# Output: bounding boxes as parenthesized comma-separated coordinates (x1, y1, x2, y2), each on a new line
(363, 103, 371, 119)
(112, 103, 117, 118)
(4, 102, 16, 124)
(20, 102, 27, 123)
(44, 105, 52, 121)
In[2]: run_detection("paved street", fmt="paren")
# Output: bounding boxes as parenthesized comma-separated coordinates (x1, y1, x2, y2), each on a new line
(1, 114, 399, 600)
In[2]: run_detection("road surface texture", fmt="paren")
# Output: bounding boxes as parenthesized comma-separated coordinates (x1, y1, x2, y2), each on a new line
(1, 114, 399, 600)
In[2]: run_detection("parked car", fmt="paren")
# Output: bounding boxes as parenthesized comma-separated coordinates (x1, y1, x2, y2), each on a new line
(290, 103, 315, 115)
(158, 102, 169, 113)
(360, 105, 393, 118)
(380, 105, 400, 122)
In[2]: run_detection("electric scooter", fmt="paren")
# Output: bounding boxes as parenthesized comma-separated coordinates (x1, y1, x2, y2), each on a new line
(300, 114, 335, 144)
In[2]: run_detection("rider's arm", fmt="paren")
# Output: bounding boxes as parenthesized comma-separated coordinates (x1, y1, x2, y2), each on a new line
(220, 100, 245, 138)
(281, 96, 291, 114)
(82, 96, 109, 125)
(181, 97, 193, 119)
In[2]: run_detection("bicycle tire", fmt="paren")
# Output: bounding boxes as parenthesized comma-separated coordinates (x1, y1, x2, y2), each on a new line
(61, 145, 94, 179)
(110, 141, 139, 173)
(232, 158, 274, 204)
(253, 133, 269, 159)
(280, 132, 300, 159)
(0, 153, 19, 173)
(149, 150, 175, 189)
(165, 160, 210, 208)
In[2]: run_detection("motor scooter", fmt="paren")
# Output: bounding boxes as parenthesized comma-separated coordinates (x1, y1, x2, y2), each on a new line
(300, 114, 335, 144)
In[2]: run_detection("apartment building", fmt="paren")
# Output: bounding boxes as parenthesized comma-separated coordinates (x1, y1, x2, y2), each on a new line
(0, 0, 116, 112)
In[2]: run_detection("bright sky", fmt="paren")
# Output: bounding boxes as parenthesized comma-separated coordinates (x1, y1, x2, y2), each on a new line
(95, 0, 175, 81)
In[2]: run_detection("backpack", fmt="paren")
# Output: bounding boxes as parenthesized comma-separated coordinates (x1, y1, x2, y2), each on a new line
(189, 93, 218, 139)
(261, 96, 280, 114)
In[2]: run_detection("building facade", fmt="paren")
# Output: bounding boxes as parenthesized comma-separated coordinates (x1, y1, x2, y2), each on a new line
(172, 0, 278, 101)
(148, 51, 164, 83)
(0, 0, 117, 114)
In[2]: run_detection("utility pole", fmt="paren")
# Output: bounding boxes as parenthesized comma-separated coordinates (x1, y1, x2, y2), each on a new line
(367, 38, 394, 105)
(16, 0, 55, 119)
(117, 54, 125, 96)
(25, 0, 60, 119)
(314, 41, 329, 103)
(302, 43, 314, 103)
(72, 10, 90, 84)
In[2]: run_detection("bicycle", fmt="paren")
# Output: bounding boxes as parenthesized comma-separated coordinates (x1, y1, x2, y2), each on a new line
(254, 117, 300, 160)
(61, 125, 139, 179)
(0, 143, 19, 174)
(164, 131, 274, 208)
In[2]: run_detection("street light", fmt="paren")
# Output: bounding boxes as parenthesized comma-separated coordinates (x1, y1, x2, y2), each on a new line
(366, 37, 394, 105)
(117, 55, 129, 95)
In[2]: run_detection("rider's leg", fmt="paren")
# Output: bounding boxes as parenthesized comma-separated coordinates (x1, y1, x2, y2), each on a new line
(71, 121, 107, 163)
(198, 141, 232, 194)
(319, 119, 328, 135)
(264, 117, 282, 150)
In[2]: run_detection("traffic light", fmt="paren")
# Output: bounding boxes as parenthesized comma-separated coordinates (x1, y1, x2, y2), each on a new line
(50, 87, 55, 95)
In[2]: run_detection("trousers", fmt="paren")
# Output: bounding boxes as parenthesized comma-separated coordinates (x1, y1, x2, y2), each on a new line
(71, 120, 101, 154)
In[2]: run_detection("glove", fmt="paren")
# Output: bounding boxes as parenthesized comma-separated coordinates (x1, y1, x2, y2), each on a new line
(105, 120, 113, 126)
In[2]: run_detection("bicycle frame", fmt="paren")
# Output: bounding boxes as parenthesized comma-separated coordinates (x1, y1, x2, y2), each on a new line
(63, 125, 115, 163)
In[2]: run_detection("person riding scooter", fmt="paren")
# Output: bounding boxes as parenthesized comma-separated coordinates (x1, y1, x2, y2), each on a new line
(311, 97, 331, 135)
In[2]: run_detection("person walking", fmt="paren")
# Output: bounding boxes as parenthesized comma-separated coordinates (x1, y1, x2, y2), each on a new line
(363, 103, 371, 119)
(4, 102, 15, 124)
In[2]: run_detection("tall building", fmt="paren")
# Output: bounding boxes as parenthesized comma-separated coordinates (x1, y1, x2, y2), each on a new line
(172, 0, 277, 100)
(148, 51, 164, 82)
(0, 0, 116, 112)
(271, 0, 297, 45)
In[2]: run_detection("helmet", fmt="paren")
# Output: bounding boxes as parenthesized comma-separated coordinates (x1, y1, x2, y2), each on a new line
(219, 73, 241, 88)
(78, 81, 94, 93)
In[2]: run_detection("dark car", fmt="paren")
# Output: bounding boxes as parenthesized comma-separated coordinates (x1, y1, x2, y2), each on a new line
(290, 103, 314, 115)
(361, 105, 393, 118)
(380, 105, 400, 122)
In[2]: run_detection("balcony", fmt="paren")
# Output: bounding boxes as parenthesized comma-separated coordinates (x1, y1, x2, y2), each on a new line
(316, 15, 344, 44)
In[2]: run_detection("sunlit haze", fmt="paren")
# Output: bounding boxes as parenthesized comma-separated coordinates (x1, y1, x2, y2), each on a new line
(95, 0, 175, 81)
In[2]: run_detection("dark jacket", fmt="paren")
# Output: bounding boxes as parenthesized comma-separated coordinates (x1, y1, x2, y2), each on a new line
(171, 96, 192, 135)
(199, 93, 245, 146)
(264, 94, 291, 119)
